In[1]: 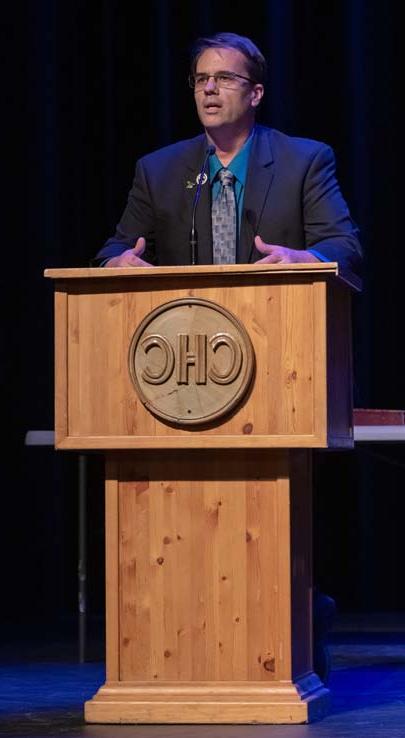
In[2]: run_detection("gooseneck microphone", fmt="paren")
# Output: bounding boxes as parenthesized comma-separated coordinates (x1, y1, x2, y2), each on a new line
(189, 144, 215, 265)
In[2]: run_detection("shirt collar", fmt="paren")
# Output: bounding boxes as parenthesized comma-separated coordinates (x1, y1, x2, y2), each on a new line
(208, 126, 255, 184)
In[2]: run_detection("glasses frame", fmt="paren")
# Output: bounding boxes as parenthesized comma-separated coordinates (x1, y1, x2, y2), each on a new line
(189, 71, 256, 90)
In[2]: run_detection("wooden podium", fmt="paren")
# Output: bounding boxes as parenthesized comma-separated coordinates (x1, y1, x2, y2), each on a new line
(45, 262, 358, 724)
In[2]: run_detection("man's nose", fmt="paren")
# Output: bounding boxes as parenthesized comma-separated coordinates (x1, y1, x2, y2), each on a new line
(204, 76, 219, 92)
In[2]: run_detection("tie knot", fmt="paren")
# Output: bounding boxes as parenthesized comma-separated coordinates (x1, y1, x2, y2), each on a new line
(218, 168, 234, 187)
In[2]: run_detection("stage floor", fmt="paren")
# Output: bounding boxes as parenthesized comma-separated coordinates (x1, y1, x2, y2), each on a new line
(1, 620, 405, 737)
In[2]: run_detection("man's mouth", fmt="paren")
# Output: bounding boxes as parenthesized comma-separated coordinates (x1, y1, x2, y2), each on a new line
(204, 103, 222, 112)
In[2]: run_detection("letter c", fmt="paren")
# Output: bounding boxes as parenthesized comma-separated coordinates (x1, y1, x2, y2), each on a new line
(208, 333, 242, 384)
(141, 334, 175, 384)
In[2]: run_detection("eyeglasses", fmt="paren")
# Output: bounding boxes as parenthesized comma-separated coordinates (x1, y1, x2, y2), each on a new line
(189, 71, 256, 91)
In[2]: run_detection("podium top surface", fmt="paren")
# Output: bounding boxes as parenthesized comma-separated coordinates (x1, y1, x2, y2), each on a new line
(44, 262, 361, 292)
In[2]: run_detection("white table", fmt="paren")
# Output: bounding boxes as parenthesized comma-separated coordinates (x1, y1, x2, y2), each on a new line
(354, 426, 405, 442)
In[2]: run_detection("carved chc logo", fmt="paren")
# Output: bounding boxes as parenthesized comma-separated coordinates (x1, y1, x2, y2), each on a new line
(128, 298, 255, 425)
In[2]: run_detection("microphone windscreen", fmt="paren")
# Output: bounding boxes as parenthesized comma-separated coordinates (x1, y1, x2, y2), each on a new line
(206, 144, 216, 156)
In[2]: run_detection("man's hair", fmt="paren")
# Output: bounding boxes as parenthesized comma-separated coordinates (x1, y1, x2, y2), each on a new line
(190, 32, 267, 85)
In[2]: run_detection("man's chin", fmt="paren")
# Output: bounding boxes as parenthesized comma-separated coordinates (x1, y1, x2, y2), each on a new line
(198, 108, 224, 123)
(200, 116, 228, 132)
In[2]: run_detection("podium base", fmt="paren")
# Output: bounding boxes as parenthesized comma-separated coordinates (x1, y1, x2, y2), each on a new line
(85, 675, 330, 724)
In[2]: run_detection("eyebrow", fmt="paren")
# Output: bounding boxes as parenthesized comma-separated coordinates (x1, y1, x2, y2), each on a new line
(195, 70, 238, 75)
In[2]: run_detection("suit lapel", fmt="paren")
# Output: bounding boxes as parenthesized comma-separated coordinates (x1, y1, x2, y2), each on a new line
(184, 136, 213, 264)
(238, 126, 275, 263)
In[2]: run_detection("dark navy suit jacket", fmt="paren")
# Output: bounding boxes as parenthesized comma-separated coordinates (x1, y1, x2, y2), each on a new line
(92, 125, 362, 274)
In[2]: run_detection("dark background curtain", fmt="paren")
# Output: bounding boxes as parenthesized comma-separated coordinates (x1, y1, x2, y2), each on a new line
(2, 1, 403, 634)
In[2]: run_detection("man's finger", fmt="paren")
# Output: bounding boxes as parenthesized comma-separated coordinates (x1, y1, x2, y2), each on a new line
(254, 235, 281, 255)
(254, 235, 270, 253)
(256, 254, 282, 264)
(133, 236, 146, 256)
(124, 253, 153, 267)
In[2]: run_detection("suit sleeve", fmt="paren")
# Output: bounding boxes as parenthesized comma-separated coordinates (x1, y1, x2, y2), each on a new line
(303, 144, 362, 275)
(90, 159, 157, 266)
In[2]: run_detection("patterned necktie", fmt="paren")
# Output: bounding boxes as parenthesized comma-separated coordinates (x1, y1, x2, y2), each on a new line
(211, 169, 237, 264)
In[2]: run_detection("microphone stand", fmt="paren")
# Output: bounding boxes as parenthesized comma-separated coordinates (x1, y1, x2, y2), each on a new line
(189, 145, 215, 265)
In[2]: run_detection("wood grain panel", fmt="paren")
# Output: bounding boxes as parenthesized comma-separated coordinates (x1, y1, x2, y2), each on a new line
(110, 450, 306, 683)
(45, 260, 348, 280)
(59, 274, 334, 445)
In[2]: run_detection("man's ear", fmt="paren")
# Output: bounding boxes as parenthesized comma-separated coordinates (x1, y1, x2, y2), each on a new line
(251, 84, 264, 108)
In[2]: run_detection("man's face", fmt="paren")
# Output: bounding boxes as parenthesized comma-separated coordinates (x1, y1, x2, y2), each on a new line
(193, 47, 263, 133)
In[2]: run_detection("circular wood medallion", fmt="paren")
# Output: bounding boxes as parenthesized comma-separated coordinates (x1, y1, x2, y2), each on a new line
(128, 298, 255, 426)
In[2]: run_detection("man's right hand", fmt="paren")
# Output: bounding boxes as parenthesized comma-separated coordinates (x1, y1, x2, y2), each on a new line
(104, 237, 153, 267)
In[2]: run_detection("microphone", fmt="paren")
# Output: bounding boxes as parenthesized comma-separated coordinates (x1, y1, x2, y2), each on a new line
(190, 144, 215, 265)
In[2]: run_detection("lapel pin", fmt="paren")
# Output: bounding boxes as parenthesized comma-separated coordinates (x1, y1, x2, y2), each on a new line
(196, 172, 208, 186)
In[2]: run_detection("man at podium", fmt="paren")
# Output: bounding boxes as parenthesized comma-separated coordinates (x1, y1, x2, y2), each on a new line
(44, 31, 367, 724)
(91, 32, 362, 277)
(90, 32, 362, 685)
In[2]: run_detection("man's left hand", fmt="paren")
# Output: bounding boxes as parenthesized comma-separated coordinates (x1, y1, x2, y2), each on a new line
(254, 235, 319, 264)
